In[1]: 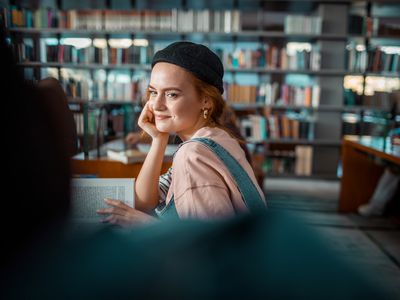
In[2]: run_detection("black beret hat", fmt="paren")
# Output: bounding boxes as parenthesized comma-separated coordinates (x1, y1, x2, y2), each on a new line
(151, 41, 224, 94)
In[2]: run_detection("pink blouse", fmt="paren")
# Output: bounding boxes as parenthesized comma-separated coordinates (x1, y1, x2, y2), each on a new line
(165, 126, 266, 219)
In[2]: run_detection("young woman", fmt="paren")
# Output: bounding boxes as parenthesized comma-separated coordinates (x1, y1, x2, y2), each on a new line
(97, 41, 266, 226)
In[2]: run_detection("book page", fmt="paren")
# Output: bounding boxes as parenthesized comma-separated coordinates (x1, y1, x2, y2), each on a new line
(70, 178, 134, 222)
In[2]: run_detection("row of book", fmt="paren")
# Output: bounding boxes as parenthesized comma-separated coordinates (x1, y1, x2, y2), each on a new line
(239, 113, 315, 142)
(216, 46, 321, 70)
(13, 38, 321, 71)
(43, 43, 155, 65)
(72, 113, 112, 153)
(72, 105, 133, 149)
(63, 76, 322, 106)
(3, 7, 241, 33)
(3, 7, 327, 36)
(344, 89, 400, 111)
(261, 83, 320, 107)
(11, 41, 35, 62)
(62, 77, 147, 102)
(349, 15, 400, 36)
(342, 111, 396, 137)
(347, 45, 400, 73)
(4, 6, 330, 36)
(348, 15, 377, 36)
(284, 15, 322, 35)
(225, 82, 320, 107)
(264, 146, 313, 176)
(73, 109, 100, 136)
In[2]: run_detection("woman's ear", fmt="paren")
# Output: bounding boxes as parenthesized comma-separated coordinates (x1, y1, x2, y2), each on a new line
(202, 97, 211, 109)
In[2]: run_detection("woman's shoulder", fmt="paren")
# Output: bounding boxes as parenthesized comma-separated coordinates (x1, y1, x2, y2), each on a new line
(192, 126, 230, 139)
(174, 139, 212, 162)
(176, 128, 243, 160)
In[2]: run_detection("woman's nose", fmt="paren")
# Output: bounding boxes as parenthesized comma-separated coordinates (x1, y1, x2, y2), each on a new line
(152, 94, 166, 111)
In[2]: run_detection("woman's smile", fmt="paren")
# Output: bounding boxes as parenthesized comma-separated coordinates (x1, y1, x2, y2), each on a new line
(155, 114, 171, 120)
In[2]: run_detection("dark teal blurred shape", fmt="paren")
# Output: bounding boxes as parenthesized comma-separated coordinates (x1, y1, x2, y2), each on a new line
(5, 211, 392, 300)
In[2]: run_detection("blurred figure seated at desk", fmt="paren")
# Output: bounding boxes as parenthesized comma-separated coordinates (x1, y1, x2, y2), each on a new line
(358, 128, 400, 217)
(125, 131, 141, 145)
(358, 167, 400, 217)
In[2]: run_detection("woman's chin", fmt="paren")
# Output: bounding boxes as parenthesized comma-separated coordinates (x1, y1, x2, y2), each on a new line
(156, 124, 172, 133)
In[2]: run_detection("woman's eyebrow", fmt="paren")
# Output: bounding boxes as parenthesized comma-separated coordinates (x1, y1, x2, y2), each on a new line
(148, 84, 182, 92)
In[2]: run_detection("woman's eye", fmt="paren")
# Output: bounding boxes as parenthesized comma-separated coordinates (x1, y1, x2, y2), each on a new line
(166, 93, 177, 98)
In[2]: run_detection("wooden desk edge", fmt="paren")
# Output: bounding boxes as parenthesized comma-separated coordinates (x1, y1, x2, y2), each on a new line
(343, 139, 400, 165)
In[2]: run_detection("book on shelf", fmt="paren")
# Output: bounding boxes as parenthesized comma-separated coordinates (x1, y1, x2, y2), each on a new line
(106, 148, 147, 164)
(294, 146, 313, 176)
(240, 115, 267, 143)
(284, 15, 322, 35)
(215, 45, 320, 70)
(347, 44, 400, 73)
(265, 146, 314, 177)
(265, 150, 296, 175)
(70, 178, 134, 222)
(225, 82, 320, 107)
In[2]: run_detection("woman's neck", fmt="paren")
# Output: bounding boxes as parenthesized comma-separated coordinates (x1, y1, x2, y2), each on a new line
(177, 119, 211, 141)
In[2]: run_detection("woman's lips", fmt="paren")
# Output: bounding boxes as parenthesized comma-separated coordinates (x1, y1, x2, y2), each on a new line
(155, 115, 171, 120)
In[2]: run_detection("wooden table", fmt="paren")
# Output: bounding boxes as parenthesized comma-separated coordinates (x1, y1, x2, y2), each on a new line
(71, 156, 172, 178)
(338, 136, 400, 213)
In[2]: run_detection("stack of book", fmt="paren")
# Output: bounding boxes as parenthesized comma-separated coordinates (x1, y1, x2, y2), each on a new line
(106, 148, 147, 164)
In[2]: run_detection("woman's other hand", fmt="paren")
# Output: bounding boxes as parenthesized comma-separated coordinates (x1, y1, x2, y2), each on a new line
(97, 198, 156, 227)
(125, 132, 141, 145)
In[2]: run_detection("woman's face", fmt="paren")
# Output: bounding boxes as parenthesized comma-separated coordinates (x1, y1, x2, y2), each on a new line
(148, 62, 209, 140)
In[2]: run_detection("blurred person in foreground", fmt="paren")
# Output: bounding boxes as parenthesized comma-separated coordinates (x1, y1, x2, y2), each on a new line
(0, 29, 394, 300)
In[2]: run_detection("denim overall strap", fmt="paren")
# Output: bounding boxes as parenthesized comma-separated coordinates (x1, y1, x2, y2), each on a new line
(191, 138, 266, 212)
(158, 195, 180, 219)
(158, 137, 266, 219)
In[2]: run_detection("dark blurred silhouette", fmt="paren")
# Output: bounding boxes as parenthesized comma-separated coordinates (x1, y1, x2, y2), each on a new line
(0, 27, 394, 300)
(0, 26, 71, 273)
(37, 77, 78, 157)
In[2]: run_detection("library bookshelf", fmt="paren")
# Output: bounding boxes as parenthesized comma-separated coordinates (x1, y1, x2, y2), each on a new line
(3, 0, 400, 179)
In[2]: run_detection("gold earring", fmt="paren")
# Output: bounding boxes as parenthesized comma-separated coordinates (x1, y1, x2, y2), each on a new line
(203, 109, 209, 120)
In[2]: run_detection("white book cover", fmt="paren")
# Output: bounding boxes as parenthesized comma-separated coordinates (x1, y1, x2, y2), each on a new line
(106, 149, 146, 164)
(312, 85, 320, 108)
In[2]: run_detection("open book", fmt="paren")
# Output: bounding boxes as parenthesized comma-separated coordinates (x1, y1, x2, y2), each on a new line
(70, 178, 134, 222)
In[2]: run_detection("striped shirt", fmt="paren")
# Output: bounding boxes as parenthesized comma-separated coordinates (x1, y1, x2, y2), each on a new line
(156, 167, 173, 212)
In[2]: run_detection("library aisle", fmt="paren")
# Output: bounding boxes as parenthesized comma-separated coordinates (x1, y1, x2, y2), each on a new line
(265, 178, 400, 299)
